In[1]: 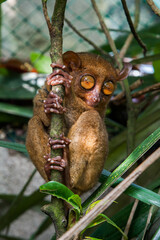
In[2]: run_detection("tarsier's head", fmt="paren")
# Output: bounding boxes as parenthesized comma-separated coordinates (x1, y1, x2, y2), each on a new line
(63, 51, 131, 111)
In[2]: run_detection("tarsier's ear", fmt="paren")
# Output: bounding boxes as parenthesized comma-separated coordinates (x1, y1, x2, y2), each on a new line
(63, 51, 81, 71)
(116, 62, 132, 81)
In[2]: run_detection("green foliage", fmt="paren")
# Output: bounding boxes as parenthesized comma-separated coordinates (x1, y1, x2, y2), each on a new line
(153, 45, 160, 82)
(40, 181, 82, 218)
(30, 52, 51, 74)
(0, 102, 33, 118)
(81, 201, 127, 239)
(83, 128, 160, 209)
(0, 3, 160, 240)
(0, 0, 7, 4)
(0, 73, 37, 99)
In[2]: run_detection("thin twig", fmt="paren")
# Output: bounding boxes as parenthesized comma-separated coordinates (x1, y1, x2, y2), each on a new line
(112, 79, 142, 102)
(131, 82, 160, 98)
(59, 148, 160, 240)
(121, 0, 147, 56)
(122, 199, 139, 240)
(131, 53, 160, 64)
(65, 18, 112, 62)
(112, 82, 160, 105)
(120, 0, 140, 59)
(146, 0, 160, 16)
(91, 0, 122, 68)
(42, 0, 52, 32)
(141, 188, 160, 240)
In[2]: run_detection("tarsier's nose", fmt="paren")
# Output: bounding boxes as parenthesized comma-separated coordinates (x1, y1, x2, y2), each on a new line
(93, 96, 100, 103)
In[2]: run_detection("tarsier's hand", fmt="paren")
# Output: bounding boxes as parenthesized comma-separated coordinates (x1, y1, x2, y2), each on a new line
(46, 63, 73, 95)
(44, 91, 65, 114)
(44, 134, 71, 180)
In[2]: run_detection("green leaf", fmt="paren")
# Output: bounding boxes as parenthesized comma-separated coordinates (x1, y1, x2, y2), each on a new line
(29, 217, 51, 240)
(0, 73, 37, 100)
(30, 52, 51, 74)
(99, 214, 127, 240)
(86, 201, 101, 215)
(0, 141, 27, 154)
(0, 190, 45, 231)
(91, 201, 151, 240)
(0, 235, 25, 240)
(152, 226, 160, 240)
(98, 169, 160, 208)
(0, 102, 33, 118)
(106, 101, 160, 170)
(83, 201, 127, 239)
(84, 237, 102, 240)
(40, 181, 81, 213)
(0, 0, 7, 4)
(68, 194, 82, 212)
(84, 128, 160, 207)
(153, 45, 160, 82)
(81, 214, 127, 239)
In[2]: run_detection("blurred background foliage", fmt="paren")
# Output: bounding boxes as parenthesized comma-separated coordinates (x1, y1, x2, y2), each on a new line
(0, 0, 160, 239)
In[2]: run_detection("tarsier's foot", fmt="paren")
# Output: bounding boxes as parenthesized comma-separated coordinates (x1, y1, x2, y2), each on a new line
(44, 134, 71, 180)
(44, 91, 65, 114)
(46, 63, 73, 94)
(44, 154, 67, 179)
(48, 134, 71, 149)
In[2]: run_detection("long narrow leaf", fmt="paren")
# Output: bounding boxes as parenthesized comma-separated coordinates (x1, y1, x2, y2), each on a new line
(0, 141, 27, 153)
(0, 235, 26, 240)
(152, 227, 160, 240)
(99, 169, 160, 208)
(0, 102, 33, 118)
(29, 217, 51, 240)
(83, 128, 160, 209)
(0, 191, 45, 231)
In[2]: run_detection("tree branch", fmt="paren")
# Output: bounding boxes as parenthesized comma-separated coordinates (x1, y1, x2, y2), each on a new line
(112, 79, 142, 102)
(146, 0, 160, 16)
(112, 82, 160, 103)
(91, 0, 122, 68)
(121, 0, 147, 56)
(41, 0, 67, 238)
(120, 0, 140, 59)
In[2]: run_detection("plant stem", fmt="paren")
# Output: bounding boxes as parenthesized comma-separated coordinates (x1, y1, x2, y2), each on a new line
(41, 0, 67, 238)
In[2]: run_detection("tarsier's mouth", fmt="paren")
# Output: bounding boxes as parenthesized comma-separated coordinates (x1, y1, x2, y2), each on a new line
(85, 100, 100, 107)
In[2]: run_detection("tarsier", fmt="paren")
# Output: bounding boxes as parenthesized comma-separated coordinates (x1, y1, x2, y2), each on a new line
(26, 51, 130, 195)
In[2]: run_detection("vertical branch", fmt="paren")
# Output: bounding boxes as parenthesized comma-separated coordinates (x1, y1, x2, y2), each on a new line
(41, 0, 67, 238)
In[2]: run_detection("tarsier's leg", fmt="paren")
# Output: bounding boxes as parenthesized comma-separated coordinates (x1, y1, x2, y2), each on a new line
(68, 110, 108, 194)
(26, 115, 50, 182)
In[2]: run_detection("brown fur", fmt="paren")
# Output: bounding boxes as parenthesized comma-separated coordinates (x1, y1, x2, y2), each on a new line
(26, 52, 119, 194)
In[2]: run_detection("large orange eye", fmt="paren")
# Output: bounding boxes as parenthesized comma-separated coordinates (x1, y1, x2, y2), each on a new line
(80, 75, 95, 90)
(102, 81, 114, 95)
